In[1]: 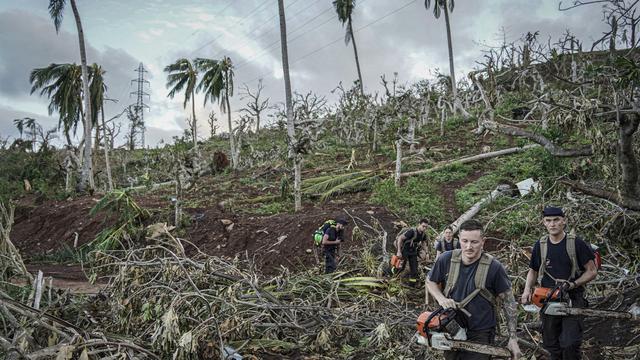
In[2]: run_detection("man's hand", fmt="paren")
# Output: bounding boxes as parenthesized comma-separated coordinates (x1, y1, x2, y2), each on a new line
(520, 288, 531, 304)
(507, 337, 522, 360)
(437, 297, 457, 309)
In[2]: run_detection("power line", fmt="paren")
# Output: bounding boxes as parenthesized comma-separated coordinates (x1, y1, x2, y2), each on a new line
(234, 0, 372, 71)
(233, 6, 337, 70)
(237, 0, 418, 86)
(204, 0, 308, 61)
(189, 0, 273, 57)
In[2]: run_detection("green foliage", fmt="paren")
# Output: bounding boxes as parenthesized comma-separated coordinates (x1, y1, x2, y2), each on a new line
(253, 201, 290, 215)
(88, 190, 149, 251)
(423, 163, 471, 183)
(371, 177, 445, 226)
(0, 148, 64, 202)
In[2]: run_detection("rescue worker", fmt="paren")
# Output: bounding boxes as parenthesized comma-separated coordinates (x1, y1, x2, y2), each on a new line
(436, 225, 461, 259)
(395, 219, 429, 286)
(322, 218, 348, 274)
(427, 219, 522, 360)
(521, 206, 597, 360)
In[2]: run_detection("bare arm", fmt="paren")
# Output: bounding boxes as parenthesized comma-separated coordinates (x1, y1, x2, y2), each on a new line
(498, 289, 522, 359)
(395, 235, 406, 256)
(573, 260, 597, 287)
(520, 269, 538, 304)
(426, 279, 456, 309)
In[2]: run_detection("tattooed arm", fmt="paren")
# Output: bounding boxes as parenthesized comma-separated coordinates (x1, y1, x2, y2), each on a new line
(498, 290, 522, 359)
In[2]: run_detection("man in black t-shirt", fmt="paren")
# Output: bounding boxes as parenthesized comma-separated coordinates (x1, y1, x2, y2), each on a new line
(436, 225, 461, 259)
(521, 206, 597, 360)
(321, 218, 348, 274)
(427, 220, 521, 360)
(395, 219, 429, 285)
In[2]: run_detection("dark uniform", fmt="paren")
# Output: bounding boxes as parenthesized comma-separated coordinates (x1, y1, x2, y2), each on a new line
(436, 238, 460, 252)
(400, 228, 427, 282)
(429, 251, 511, 360)
(529, 235, 595, 360)
(323, 226, 343, 274)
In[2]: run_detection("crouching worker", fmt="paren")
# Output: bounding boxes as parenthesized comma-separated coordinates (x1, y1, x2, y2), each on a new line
(322, 218, 348, 274)
(426, 220, 522, 360)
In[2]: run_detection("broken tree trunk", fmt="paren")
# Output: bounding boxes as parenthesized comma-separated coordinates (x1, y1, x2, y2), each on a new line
(401, 144, 539, 178)
(449, 184, 515, 233)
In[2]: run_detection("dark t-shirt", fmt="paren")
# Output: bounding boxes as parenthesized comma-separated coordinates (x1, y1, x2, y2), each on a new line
(529, 234, 595, 288)
(401, 229, 427, 256)
(428, 251, 511, 331)
(436, 239, 460, 252)
(323, 226, 344, 250)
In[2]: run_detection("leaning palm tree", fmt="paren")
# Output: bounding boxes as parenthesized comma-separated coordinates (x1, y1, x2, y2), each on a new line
(30, 63, 83, 146)
(424, 0, 468, 116)
(195, 56, 237, 168)
(49, 0, 94, 191)
(333, 0, 364, 95)
(164, 58, 199, 150)
(13, 119, 24, 140)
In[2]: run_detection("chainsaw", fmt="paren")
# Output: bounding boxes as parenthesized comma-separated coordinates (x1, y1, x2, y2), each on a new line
(524, 286, 640, 320)
(416, 308, 512, 358)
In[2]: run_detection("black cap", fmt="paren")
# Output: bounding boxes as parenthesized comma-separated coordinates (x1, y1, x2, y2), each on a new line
(336, 218, 348, 225)
(542, 206, 564, 217)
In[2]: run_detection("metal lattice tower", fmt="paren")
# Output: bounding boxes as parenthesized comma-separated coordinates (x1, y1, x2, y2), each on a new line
(130, 63, 150, 148)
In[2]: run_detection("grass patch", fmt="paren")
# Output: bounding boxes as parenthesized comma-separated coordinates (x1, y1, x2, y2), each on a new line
(370, 177, 445, 227)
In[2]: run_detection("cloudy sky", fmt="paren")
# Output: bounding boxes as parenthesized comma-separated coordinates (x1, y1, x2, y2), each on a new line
(0, 0, 608, 147)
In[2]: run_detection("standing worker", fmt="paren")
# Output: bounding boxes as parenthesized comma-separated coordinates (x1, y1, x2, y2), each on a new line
(427, 220, 522, 360)
(395, 219, 429, 286)
(322, 218, 348, 274)
(521, 206, 597, 360)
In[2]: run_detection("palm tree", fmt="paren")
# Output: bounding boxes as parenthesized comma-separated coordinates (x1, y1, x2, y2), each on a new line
(89, 64, 113, 190)
(164, 58, 199, 150)
(30, 63, 83, 146)
(196, 56, 237, 168)
(49, 0, 94, 191)
(333, 0, 364, 95)
(278, 0, 301, 211)
(425, 0, 466, 115)
(13, 119, 24, 140)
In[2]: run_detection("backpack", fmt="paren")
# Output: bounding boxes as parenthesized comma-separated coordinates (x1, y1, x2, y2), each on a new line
(313, 220, 337, 247)
(443, 250, 496, 311)
(396, 227, 418, 248)
(537, 232, 601, 285)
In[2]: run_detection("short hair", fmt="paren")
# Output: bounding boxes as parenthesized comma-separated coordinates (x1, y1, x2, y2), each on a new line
(445, 225, 453, 231)
(419, 218, 429, 225)
(458, 220, 484, 235)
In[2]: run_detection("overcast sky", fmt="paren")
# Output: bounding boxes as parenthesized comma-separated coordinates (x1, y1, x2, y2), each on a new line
(0, 0, 609, 147)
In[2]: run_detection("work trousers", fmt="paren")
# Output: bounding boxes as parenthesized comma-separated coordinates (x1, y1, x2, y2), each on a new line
(541, 294, 586, 360)
(400, 250, 419, 281)
(443, 328, 496, 360)
(324, 247, 337, 274)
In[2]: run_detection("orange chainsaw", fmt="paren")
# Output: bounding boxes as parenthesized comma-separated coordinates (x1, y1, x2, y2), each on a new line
(524, 286, 640, 319)
(416, 308, 512, 358)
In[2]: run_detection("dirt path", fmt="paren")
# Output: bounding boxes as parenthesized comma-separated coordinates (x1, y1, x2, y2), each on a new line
(13, 264, 107, 294)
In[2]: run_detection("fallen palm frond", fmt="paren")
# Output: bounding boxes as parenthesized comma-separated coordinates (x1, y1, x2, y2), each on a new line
(302, 170, 383, 200)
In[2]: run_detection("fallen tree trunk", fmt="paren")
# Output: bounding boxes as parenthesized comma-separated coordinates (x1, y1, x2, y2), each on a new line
(560, 179, 640, 211)
(401, 144, 539, 178)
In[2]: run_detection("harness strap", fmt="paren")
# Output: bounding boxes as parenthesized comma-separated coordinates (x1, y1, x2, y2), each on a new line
(537, 232, 579, 285)
(445, 251, 496, 311)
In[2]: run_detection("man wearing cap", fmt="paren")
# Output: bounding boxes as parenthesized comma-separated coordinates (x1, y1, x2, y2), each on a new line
(521, 206, 597, 360)
(322, 218, 348, 274)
